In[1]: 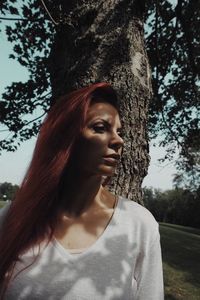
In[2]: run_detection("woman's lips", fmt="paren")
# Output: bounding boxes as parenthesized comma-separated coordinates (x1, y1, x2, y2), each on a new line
(103, 157, 118, 166)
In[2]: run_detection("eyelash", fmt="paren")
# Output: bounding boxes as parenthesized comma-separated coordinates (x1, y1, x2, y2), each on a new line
(93, 124, 106, 133)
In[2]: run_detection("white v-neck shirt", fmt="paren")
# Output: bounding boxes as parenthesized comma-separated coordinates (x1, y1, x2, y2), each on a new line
(0, 196, 164, 300)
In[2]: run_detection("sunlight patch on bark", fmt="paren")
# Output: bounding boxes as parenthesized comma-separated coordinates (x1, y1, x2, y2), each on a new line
(131, 52, 150, 88)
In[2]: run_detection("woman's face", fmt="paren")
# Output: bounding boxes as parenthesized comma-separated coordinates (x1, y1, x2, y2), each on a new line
(75, 101, 124, 177)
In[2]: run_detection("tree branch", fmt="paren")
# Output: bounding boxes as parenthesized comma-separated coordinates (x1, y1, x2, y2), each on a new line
(0, 16, 43, 21)
(24, 111, 46, 127)
(40, 0, 59, 25)
(0, 17, 27, 21)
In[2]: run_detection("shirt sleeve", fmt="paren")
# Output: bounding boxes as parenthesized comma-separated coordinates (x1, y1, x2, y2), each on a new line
(134, 232, 164, 300)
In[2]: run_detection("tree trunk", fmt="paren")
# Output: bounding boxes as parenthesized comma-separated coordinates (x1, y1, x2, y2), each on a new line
(49, 0, 151, 204)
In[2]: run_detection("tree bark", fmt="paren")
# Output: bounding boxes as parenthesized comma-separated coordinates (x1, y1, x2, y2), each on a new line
(49, 0, 151, 204)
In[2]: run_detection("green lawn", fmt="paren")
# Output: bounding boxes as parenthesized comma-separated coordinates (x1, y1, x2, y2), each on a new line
(160, 223, 200, 300)
(0, 200, 7, 209)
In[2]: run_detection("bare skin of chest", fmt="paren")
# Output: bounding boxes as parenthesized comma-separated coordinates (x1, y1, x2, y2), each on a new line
(54, 208, 114, 250)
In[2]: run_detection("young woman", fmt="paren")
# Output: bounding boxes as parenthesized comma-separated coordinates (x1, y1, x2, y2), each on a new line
(0, 82, 164, 299)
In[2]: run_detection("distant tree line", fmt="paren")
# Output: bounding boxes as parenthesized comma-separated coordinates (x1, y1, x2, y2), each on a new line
(143, 187, 200, 229)
(0, 182, 19, 201)
(1, 182, 200, 229)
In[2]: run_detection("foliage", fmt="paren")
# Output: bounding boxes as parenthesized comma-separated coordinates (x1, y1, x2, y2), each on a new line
(0, 0, 54, 151)
(145, 0, 200, 186)
(0, 0, 199, 187)
(0, 181, 19, 201)
(143, 186, 200, 228)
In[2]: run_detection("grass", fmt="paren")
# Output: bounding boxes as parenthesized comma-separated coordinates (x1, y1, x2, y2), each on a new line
(0, 200, 7, 209)
(160, 223, 200, 299)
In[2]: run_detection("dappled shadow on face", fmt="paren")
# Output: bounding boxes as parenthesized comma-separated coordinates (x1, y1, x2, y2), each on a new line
(6, 231, 137, 299)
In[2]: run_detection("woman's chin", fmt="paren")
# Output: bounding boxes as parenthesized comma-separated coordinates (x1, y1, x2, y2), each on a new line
(99, 165, 116, 176)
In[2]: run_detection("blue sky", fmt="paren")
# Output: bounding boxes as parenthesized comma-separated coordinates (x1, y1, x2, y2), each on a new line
(0, 20, 177, 190)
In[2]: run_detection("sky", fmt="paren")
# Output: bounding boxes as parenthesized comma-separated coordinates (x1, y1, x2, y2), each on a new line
(0, 19, 178, 191)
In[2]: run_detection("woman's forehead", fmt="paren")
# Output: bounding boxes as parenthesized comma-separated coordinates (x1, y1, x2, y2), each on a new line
(86, 102, 119, 121)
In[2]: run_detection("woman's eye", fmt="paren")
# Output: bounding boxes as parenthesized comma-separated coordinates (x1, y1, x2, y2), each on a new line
(93, 125, 106, 133)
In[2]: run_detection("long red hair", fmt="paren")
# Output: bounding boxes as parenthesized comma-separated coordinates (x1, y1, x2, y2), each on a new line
(0, 82, 119, 296)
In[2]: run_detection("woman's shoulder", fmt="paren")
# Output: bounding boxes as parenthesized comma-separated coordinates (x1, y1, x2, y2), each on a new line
(118, 195, 159, 232)
(118, 195, 156, 218)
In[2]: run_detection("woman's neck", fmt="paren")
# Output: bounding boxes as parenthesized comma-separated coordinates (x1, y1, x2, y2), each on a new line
(59, 173, 112, 217)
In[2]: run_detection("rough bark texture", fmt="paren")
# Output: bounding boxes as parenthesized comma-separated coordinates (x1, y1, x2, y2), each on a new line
(49, 0, 151, 204)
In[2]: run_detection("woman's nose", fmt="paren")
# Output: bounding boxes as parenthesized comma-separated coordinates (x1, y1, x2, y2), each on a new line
(110, 132, 124, 150)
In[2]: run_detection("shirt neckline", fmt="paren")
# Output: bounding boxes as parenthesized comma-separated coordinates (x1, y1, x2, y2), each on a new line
(52, 195, 122, 259)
